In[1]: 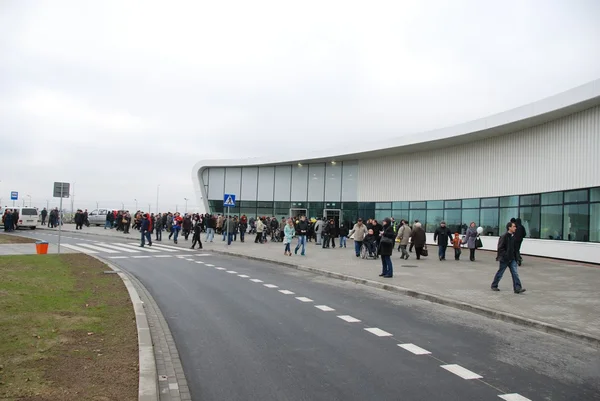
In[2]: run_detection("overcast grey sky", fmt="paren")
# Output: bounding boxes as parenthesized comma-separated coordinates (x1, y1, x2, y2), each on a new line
(1, 0, 599, 213)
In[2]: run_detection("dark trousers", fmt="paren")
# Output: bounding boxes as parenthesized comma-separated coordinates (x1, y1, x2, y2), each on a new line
(454, 248, 461, 260)
(191, 234, 202, 249)
(415, 246, 423, 259)
(438, 245, 447, 260)
(322, 234, 330, 248)
(41, 216, 46, 225)
(240, 231, 245, 242)
(155, 228, 162, 241)
(491, 259, 522, 291)
(140, 230, 152, 247)
(470, 248, 476, 261)
(124, 223, 130, 234)
(515, 239, 523, 263)
(255, 232, 262, 243)
(381, 254, 393, 276)
(183, 229, 190, 240)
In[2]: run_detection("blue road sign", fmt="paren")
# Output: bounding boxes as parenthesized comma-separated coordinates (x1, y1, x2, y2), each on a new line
(223, 194, 236, 207)
(10, 191, 18, 200)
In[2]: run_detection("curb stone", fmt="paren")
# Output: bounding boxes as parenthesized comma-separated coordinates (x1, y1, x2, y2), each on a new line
(90, 255, 159, 401)
(208, 248, 600, 349)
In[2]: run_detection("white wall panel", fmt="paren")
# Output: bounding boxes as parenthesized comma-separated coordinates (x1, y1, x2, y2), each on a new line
(291, 165, 308, 201)
(257, 166, 275, 201)
(240, 167, 258, 201)
(207, 168, 225, 200)
(224, 167, 242, 196)
(274, 165, 292, 201)
(308, 163, 325, 201)
(341, 161, 359, 201)
(358, 105, 600, 201)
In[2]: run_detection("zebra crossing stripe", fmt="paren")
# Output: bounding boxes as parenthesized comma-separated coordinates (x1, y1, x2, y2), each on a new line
(96, 243, 141, 253)
(61, 244, 99, 254)
(118, 244, 160, 253)
(129, 242, 195, 252)
(75, 243, 120, 253)
(137, 243, 178, 252)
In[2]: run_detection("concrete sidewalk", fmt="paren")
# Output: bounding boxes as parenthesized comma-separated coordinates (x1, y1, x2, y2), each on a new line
(39, 224, 600, 346)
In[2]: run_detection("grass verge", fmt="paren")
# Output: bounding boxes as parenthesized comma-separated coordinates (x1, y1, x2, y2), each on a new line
(0, 253, 138, 401)
(0, 233, 37, 244)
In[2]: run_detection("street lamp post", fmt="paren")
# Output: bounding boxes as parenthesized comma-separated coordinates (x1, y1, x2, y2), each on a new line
(184, 198, 188, 214)
(27, 195, 31, 207)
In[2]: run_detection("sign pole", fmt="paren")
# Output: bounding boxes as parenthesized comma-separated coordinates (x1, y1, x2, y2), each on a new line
(58, 185, 63, 255)
(227, 206, 230, 246)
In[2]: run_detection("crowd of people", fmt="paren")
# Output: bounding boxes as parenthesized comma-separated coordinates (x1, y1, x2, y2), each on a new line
(1, 209, 19, 232)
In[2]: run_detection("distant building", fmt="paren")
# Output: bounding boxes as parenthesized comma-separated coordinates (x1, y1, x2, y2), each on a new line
(192, 80, 600, 263)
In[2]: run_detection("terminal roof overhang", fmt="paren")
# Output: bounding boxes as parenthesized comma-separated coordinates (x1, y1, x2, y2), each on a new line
(193, 78, 600, 172)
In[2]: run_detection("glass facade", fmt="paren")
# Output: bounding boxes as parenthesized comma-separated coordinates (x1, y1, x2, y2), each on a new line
(207, 178, 600, 243)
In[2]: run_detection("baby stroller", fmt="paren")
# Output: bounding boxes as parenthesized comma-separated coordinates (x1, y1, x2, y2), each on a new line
(271, 227, 283, 242)
(361, 230, 379, 259)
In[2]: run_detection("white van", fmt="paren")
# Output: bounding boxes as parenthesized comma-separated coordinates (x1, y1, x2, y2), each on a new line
(0, 207, 40, 229)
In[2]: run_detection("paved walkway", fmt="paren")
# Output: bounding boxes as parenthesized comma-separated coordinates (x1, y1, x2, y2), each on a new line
(38, 224, 600, 344)
(0, 242, 75, 255)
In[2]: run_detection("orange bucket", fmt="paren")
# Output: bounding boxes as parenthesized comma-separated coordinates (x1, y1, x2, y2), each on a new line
(35, 241, 49, 255)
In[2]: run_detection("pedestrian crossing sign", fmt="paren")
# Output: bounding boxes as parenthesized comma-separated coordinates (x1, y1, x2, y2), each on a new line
(223, 194, 236, 207)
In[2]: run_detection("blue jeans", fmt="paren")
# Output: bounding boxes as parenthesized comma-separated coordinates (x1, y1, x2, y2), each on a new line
(354, 240, 362, 256)
(172, 226, 180, 242)
(438, 245, 447, 259)
(340, 236, 347, 247)
(140, 230, 152, 246)
(491, 259, 523, 291)
(104, 220, 112, 229)
(284, 243, 291, 253)
(295, 235, 306, 255)
(227, 233, 233, 245)
(240, 231, 245, 242)
(205, 228, 214, 242)
(381, 254, 393, 276)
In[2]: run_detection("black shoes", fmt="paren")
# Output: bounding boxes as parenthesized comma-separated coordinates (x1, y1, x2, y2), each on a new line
(491, 287, 500, 291)
(383, 275, 393, 278)
(514, 288, 527, 294)
(379, 273, 385, 277)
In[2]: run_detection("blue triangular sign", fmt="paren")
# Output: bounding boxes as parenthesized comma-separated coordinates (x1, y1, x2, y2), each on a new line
(224, 196, 234, 206)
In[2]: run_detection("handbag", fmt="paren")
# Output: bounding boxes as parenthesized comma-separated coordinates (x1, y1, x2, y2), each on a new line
(475, 236, 483, 249)
(421, 245, 428, 257)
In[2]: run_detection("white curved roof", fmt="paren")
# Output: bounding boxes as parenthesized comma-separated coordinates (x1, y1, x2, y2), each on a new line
(192, 78, 600, 174)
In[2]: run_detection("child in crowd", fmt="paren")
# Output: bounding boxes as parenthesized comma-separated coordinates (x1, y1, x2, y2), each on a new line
(452, 232, 462, 260)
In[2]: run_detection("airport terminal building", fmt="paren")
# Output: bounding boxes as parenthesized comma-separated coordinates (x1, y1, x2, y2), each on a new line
(192, 80, 600, 263)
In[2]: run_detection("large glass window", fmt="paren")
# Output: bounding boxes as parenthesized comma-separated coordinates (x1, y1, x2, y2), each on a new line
(427, 200, 444, 209)
(520, 206, 541, 239)
(462, 209, 479, 234)
(393, 210, 409, 221)
(564, 189, 588, 204)
(481, 198, 499, 208)
(542, 191, 563, 205)
(444, 210, 462, 233)
(392, 201, 409, 209)
(426, 209, 443, 233)
(375, 210, 392, 222)
(409, 210, 427, 225)
(500, 196, 519, 207)
(375, 202, 392, 209)
(591, 188, 600, 203)
(462, 199, 480, 208)
(358, 203, 375, 220)
(410, 201, 426, 209)
(445, 200, 461, 209)
(590, 203, 600, 242)
(480, 208, 499, 236)
(541, 206, 563, 240)
(499, 208, 518, 228)
(563, 204, 589, 242)
(520, 194, 540, 206)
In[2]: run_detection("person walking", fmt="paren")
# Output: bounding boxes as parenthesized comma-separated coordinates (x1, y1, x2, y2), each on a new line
(491, 221, 526, 294)
(378, 218, 396, 278)
(339, 223, 349, 248)
(170, 212, 183, 244)
(294, 215, 309, 255)
(314, 218, 325, 245)
(123, 211, 131, 234)
(348, 218, 368, 257)
(191, 220, 203, 249)
(433, 221, 452, 261)
(238, 216, 247, 243)
(321, 220, 330, 249)
(154, 213, 162, 241)
(514, 218, 527, 266)
(283, 218, 295, 256)
(396, 219, 411, 260)
(183, 215, 192, 241)
(410, 222, 426, 260)
(205, 214, 215, 242)
(41, 208, 48, 225)
(139, 213, 153, 247)
(452, 232, 462, 260)
(255, 218, 265, 243)
(463, 222, 479, 261)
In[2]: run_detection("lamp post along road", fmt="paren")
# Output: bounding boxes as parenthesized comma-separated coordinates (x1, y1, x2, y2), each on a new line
(184, 198, 189, 214)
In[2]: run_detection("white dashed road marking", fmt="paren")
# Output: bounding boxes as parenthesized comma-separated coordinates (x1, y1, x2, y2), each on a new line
(109, 256, 129, 259)
(195, 261, 204, 264)
(498, 394, 532, 401)
(337, 315, 361, 323)
(295, 297, 313, 303)
(398, 344, 431, 355)
(364, 328, 393, 337)
(250, 279, 263, 283)
(132, 255, 151, 259)
(154, 255, 172, 258)
(216, 267, 226, 270)
(315, 305, 335, 312)
(278, 290, 295, 295)
(238, 275, 250, 278)
(263, 284, 278, 288)
(205, 264, 215, 267)
(226, 271, 238, 274)
(441, 364, 483, 380)
(185, 258, 195, 261)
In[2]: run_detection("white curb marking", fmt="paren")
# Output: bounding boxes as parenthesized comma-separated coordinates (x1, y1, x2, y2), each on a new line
(441, 364, 483, 380)
(398, 343, 431, 355)
(498, 394, 532, 401)
(337, 315, 361, 323)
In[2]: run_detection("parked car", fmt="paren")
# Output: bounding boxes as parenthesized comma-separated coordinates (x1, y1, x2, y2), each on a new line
(88, 208, 120, 226)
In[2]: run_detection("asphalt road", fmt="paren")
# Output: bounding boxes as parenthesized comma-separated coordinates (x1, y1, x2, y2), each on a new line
(16, 230, 600, 401)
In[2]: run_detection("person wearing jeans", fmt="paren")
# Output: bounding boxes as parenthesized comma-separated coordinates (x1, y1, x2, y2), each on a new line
(433, 221, 452, 261)
(294, 216, 309, 255)
(205, 227, 214, 242)
(140, 214, 153, 248)
(348, 219, 368, 257)
(491, 221, 526, 294)
(378, 218, 396, 278)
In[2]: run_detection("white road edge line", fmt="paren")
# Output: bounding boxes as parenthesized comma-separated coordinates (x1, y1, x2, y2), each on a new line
(337, 315, 361, 323)
(315, 305, 335, 311)
(278, 290, 295, 295)
(295, 297, 313, 302)
(498, 394, 532, 401)
(398, 343, 431, 355)
(440, 364, 483, 380)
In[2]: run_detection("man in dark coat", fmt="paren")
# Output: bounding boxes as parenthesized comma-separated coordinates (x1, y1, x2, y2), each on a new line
(41, 208, 48, 225)
(433, 221, 453, 261)
(410, 222, 427, 260)
(378, 218, 396, 278)
(514, 218, 527, 265)
(491, 221, 526, 294)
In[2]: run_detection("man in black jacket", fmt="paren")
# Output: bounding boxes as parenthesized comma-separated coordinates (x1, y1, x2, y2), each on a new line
(514, 218, 526, 265)
(491, 222, 526, 294)
(433, 221, 452, 261)
(294, 215, 309, 256)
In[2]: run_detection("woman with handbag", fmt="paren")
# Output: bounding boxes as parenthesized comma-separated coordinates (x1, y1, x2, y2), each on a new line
(378, 218, 396, 278)
(462, 222, 480, 261)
